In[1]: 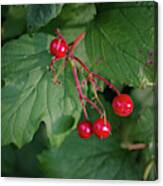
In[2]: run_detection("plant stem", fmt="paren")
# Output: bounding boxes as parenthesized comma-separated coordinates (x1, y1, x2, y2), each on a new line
(71, 61, 88, 120)
(83, 95, 103, 115)
(91, 80, 105, 117)
(90, 79, 103, 92)
(69, 32, 86, 55)
(143, 157, 155, 180)
(50, 57, 60, 71)
(71, 60, 103, 117)
(54, 29, 67, 44)
(72, 55, 120, 95)
(71, 55, 91, 73)
(121, 142, 147, 150)
(93, 73, 121, 95)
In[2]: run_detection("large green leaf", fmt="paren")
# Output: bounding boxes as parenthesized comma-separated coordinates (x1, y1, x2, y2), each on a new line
(2, 32, 87, 148)
(38, 129, 142, 180)
(2, 5, 26, 41)
(85, 2, 156, 87)
(26, 4, 63, 31)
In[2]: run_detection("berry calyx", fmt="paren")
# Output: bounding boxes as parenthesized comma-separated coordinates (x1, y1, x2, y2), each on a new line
(50, 38, 68, 58)
(93, 118, 111, 139)
(112, 94, 134, 117)
(77, 121, 92, 139)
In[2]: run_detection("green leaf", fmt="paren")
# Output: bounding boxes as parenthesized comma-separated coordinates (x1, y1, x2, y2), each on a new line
(2, 5, 26, 41)
(117, 88, 155, 144)
(85, 2, 156, 87)
(1, 124, 47, 177)
(1, 145, 16, 176)
(26, 4, 63, 31)
(56, 3, 96, 27)
(38, 130, 142, 180)
(122, 107, 155, 144)
(2, 32, 87, 148)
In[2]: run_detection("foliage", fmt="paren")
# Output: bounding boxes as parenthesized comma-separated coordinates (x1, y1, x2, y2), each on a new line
(1, 2, 157, 180)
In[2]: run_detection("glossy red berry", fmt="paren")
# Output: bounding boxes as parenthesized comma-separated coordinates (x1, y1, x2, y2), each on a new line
(112, 94, 134, 117)
(77, 121, 92, 139)
(50, 38, 68, 58)
(93, 118, 111, 139)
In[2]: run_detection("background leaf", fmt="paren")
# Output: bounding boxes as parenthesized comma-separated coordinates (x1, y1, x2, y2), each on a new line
(1, 124, 47, 177)
(2, 5, 27, 42)
(85, 2, 156, 87)
(56, 3, 96, 27)
(38, 129, 143, 180)
(26, 4, 63, 31)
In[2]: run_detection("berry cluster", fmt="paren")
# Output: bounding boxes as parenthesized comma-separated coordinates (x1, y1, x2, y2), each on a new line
(49, 29, 134, 140)
(77, 118, 111, 139)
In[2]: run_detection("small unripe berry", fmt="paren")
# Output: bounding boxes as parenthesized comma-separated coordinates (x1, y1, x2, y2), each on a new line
(112, 94, 134, 117)
(93, 118, 111, 139)
(50, 38, 68, 58)
(77, 121, 92, 139)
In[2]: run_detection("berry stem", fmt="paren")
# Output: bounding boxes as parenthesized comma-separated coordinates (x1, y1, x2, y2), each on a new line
(50, 57, 60, 71)
(69, 32, 86, 55)
(90, 78, 103, 92)
(71, 61, 88, 120)
(91, 80, 105, 117)
(54, 29, 67, 44)
(71, 55, 91, 73)
(71, 60, 103, 117)
(71, 55, 120, 95)
(82, 95, 103, 115)
(92, 73, 121, 95)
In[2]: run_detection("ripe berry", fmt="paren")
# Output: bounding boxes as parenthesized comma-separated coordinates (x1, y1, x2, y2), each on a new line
(77, 121, 92, 139)
(112, 94, 134, 117)
(50, 38, 68, 58)
(93, 118, 111, 139)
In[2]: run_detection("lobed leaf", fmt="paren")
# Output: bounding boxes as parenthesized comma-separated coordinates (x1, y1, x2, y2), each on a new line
(2, 32, 87, 148)
(85, 2, 156, 87)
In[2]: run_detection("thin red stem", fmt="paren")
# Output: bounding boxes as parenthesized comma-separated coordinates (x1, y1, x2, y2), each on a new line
(72, 55, 120, 95)
(50, 57, 60, 71)
(71, 55, 91, 73)
(71, 62, 88, 120)
(69, 32, 86, 55)
(71, 61, 103, 117)
(83, 95, 103, 115)
(54, 29, 67, 44)
(90, 79, 103, 92)
(92, 73, 120, 95)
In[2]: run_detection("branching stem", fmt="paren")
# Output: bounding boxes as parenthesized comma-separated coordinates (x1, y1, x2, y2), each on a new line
(71, 55, 120, 95)
(50, 29, 121, 119)
(92, 73, 121, 95)
(71, 60, 103, 117)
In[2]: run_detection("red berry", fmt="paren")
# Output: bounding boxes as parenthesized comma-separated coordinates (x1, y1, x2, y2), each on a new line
(112, 94, 134, 117)
(77, 121, 92, 139)
(93, 118, 111, 139)
(50, 38, 68, 58)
